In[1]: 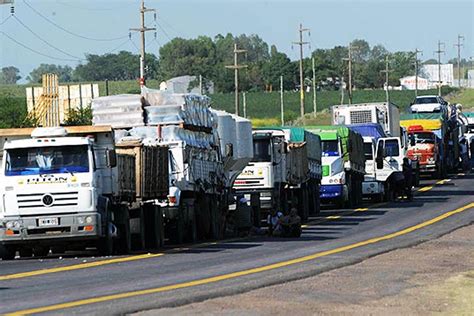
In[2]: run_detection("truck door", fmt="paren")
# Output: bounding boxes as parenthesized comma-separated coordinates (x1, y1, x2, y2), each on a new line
(375, 137, 403, 181)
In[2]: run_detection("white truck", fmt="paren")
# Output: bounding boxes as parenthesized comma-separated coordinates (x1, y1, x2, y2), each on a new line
(0, 126, 168, 260)
(233, 127, 322, 221)
(332, 102, 419, 200)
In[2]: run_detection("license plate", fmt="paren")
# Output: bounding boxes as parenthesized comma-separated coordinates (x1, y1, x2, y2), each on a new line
(38, 217, 59, 227)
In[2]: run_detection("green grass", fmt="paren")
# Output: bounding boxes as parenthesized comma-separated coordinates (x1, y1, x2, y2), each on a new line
(0, 79, 458, 129)
(447, 89, 474, 109)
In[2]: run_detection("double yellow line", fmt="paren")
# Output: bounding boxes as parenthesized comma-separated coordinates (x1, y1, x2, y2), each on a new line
(6, 201, 474, 315)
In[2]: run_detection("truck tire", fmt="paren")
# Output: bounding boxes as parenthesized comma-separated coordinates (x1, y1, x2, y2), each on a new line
(0, 245, 16, 260)
(19, 248, 33, 258)
(209, 197, 220, 240)
(116, 211, 131, 255)
(33, 246, 50, 257)
(130, 207, 146, 251)
(144, 205, 164, 250)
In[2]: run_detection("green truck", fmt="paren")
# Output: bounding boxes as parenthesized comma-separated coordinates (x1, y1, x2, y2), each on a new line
(305, 126, 366, 208)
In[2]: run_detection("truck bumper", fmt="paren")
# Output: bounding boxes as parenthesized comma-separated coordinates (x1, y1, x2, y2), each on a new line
(419, 163, 437, 173)
(0, 213, 101, 246)
(320, 184, 344, 199)
(362, 181, 384, 195)
(234, 189, 273, 210)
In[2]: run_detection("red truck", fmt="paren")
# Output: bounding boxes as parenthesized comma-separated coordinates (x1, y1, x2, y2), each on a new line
(406, 125, 443, 178)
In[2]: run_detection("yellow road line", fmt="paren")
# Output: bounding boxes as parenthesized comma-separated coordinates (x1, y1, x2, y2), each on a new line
(418, 186, 433, 192)
(8, 202, 474, 316)
(0, 253, 164, 281)
(326, 215, 341, 219)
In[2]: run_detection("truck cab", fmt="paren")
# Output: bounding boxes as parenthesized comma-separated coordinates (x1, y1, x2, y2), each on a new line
(234, 130, 286, 210)
(375, 137, 404, 184)
(0, 126, 115, 258)
(320, 135, 346, 200)
(407, 125, 441, 174)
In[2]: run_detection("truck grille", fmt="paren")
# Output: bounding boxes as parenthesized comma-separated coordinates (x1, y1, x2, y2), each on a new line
(17, 192, 79, 209)
(350, 110, 372, 124)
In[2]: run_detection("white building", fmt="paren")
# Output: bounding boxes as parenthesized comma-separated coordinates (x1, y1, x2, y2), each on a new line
(420, 64, 454, 87)
(399, 76, 429, 90)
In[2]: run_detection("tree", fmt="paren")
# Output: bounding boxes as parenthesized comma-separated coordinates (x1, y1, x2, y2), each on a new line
(0, 66, 21, 84)
(74, 51, 158, 81)
(27, 64, 74, 83)
(0, 93, 36, 128)
(261, 45, 295, 90)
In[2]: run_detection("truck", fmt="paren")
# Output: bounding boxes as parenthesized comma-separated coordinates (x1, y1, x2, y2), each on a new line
(332, 102, 420, 190)
(0, 126, 169, 260)
(233, 127, 322, 221)
(403, 123, 444, 178)
(347, 123, 387, 201)
(305, 126, 365, 208)
(401, 104, 466, 174)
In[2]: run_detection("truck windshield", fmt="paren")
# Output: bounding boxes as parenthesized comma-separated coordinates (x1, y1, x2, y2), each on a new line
(322, 140, 339, 157)
(251, 138, 271, 162)
(363, 142, 373, 160)
(5, 145, 89, 176)
(384, 140, 400, 157)
(414, 97, 438, 104)
(413, 132, 435, 144)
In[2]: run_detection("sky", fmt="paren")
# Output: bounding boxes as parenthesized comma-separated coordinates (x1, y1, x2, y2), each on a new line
(0, 0, 473, 83)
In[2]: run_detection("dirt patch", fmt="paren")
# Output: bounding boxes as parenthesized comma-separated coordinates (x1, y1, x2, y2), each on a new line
(143, 224, 474, 315)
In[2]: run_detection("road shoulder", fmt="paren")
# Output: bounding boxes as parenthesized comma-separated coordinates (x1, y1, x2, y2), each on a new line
(144, 224, 474, 315)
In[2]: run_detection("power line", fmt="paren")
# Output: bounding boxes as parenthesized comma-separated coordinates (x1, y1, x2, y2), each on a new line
(156, 22, 172, 42)
(0, 13, 12, 25)
(159, 16, 183, 37)
(0, 31, 80, 61)
(55, 0, 136, 12)
(23, 0, 129, 42)
(12, 14, 83, 60)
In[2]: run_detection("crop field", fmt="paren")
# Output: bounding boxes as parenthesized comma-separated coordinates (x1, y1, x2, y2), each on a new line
(0, 79, 458, 128)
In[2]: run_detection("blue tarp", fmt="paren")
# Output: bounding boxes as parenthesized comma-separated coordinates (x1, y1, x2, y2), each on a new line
(347, 123, 386, 141)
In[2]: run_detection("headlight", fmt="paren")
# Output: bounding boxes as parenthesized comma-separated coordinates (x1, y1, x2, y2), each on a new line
(85, 216, 93, 224)
(77, 217, 85, 225)
(6, 221, 20, 229)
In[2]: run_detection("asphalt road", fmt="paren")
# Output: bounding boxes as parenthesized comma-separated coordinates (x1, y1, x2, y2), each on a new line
(1, 173, 473, 315)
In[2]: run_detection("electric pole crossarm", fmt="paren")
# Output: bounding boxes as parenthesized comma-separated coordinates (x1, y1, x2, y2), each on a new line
(129, 0, 156, 87)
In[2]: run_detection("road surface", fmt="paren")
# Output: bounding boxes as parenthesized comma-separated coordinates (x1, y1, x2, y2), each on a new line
(0, 173, 473, 315)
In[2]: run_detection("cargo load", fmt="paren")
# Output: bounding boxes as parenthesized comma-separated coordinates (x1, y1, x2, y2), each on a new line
(92, 94, 145, 128)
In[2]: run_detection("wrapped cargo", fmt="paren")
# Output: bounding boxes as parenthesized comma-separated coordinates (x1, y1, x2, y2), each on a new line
(92, 94, 145, 128)
(142, 87, 213, 128)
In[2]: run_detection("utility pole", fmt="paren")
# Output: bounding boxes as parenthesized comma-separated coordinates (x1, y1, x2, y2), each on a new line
(292, 23, 310, 117)
(199, 74, 203, 95)
(454, 34, 464, 87)
(225, 43, 247, 116)
(130, 0, 155, 87)
(280, 75, 284, 125)
(340, 67, 345, 105)
(413, 48, 423, 97)
(343, 44, 357, 104)
(312, 57, 317, 115)
(435, 40, 445, 96)
(243, 92, 247, 118)
(380, 55, 393, 104)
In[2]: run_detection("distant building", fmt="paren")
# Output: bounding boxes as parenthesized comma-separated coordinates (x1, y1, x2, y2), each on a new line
(159, 75, 214, 94)
(399, 76, 429, 90)
(420, 64, 454, 87)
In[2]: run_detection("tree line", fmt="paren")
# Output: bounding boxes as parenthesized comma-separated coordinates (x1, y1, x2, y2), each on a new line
(2, 34, 471, 92)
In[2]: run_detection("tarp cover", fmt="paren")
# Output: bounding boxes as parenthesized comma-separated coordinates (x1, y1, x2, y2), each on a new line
(347, 123, 386, 140)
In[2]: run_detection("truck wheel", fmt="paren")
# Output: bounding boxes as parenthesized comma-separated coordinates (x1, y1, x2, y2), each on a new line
(209, 197, 220, 240)
(0, 245, 16, 260)
(116, 217, 131, 255)
(33, 246, 50, 257)
(19, 248, 33, 258)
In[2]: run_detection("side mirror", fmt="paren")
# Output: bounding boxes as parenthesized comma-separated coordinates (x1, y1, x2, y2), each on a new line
(376, 156, 383, 169)
(106, 149, 117, 168)
(225, 143, 233, 157)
